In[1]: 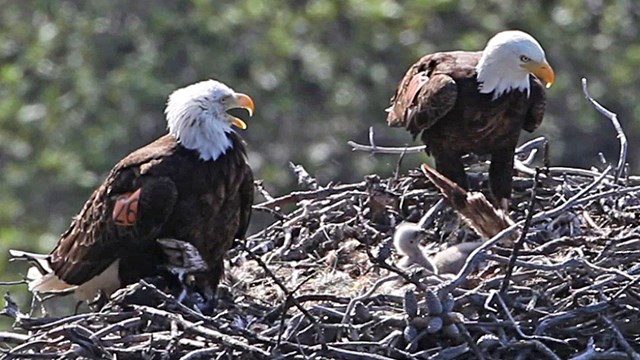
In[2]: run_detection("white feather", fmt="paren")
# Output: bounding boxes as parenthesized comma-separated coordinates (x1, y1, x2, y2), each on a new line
(27, 260, 121, 300)
(11, 248, 121, 300)
(72, 260, 121, 300)
(28, 271, 76, 293)
(165, 79, 238, 161)
(476, 30, 547, 100)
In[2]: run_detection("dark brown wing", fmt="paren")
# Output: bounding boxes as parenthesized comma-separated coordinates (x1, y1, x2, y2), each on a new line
(235, 163, 254, 241)
(49, 136, 179, 285)
(522, 76, 546, 133)
(386, 53, 459, 138)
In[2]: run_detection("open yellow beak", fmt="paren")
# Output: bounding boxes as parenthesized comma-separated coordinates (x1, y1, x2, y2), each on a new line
(525, 60, 555, 88)
(228, 93, 255, 130)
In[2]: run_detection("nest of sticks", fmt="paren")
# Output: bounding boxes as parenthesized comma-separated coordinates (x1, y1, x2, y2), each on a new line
(2, 152, 640, 359)
(1, 80, 640, 359)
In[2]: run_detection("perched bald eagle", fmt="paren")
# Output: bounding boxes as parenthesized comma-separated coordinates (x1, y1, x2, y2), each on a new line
(11, 80, 255, 309)
(387, 30, 554, 208)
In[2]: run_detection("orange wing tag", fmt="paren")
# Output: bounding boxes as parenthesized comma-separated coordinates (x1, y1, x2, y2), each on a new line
(113, 188, 141, 226)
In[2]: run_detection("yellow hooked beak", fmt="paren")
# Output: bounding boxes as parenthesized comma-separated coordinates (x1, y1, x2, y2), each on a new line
(524, 60, 555, 88)
(228, 93, 255, 130)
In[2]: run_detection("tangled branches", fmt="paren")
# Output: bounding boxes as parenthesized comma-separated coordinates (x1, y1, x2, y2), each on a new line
(3, 157, 640, 358)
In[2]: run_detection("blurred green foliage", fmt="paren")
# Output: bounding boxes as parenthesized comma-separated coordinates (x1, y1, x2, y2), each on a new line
(1, 0, 639, 312)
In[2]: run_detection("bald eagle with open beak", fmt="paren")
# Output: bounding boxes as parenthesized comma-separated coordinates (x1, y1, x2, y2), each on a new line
(387, 30, 554, 209)
(11, 79, 255, 311)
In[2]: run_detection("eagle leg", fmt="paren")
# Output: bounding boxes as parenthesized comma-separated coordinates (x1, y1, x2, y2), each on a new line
(489, 148, 515, 209)
(433, 151, 469, 191)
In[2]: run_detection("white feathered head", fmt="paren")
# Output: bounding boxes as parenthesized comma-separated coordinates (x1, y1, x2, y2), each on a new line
(476, 30, 555, 100)
(165, 79, 255, 161)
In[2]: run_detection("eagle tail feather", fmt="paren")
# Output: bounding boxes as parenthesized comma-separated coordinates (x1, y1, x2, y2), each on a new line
(28, 271, 76, 293)
(9, 249, 53, 275)
(9, 249, 76, 293)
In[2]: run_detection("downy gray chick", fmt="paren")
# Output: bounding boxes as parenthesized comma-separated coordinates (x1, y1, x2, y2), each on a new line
(393, 222, 481, 275)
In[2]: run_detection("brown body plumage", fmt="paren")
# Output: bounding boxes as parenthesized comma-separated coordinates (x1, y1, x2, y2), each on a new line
(49, 134, 253, 299)
(12, 79, 255, 308)
(387, 31, 552, 205)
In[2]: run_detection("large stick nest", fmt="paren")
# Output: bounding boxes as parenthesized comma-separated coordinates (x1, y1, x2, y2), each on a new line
(2, 158, 640, 359)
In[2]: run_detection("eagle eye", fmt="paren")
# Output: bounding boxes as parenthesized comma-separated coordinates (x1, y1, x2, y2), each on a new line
(520, 55, 531, 63)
